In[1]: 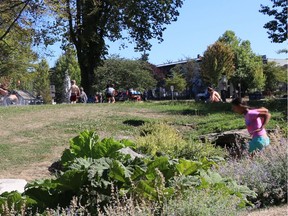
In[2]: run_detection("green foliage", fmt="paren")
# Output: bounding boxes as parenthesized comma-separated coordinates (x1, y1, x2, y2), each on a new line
(0, 130, 255, 214)
(179, 139, 228, 161)
(201, 41, 235, 86)
(165, 65, 187, 93)
(0, 191, 36, 215)
(259, 0, 287, 43)
(33, 59, 52, 103)
(50, 49, 81, 102)
(218, 31, 265, 92)
(93, 56, 156, 92)
(136, 122, 187, 157)
(218, 137, 287, 207)
(263, 61, 287, 91)
(60, 130, 135, 168)
(162, 187, 241, 216)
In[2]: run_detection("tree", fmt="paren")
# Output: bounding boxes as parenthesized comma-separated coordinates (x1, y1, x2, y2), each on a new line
(165, 65, 187, 93)
(50, 49, 81, 102)
(33, 59, 52, 103)
(200, 41, 235, 87)
(1, 1, 183, 94)
(259, 0, 287, 43)
(65, 0, 183, 94)
(263, 61, 287, 92)
(93, 56, 157, 93)
(218, 31, 265, 93)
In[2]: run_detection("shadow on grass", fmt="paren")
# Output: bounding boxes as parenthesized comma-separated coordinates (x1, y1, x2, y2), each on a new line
(123, 119, 146, 127)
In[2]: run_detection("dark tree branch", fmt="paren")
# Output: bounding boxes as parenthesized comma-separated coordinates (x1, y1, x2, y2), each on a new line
(0, 0, 30, 41)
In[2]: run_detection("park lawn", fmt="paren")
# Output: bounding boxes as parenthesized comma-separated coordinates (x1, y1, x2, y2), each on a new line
(0, 99, 286, 181)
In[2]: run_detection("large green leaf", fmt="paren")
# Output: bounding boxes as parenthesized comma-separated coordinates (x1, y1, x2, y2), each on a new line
(60, 131, 136, 168)
(0, 191, 37, 214)
(176, 159, 202, 175)
(109, 160, 132, 183)
(136, 180, 158, 200)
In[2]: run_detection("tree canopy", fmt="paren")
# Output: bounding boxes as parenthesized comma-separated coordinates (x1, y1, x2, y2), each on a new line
(93, 56, 157, 93)
(259, 0, 287, 43)
(263, 61, 287, 92)
(1, 0, 184, 94)
(165, 65, 187, 93)
(218, 31, 265, 92)
(200, 41, 235, 87)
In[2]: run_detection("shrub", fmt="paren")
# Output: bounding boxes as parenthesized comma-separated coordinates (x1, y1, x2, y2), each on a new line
(217, 133, 287, 207)
(162, 187, 241, 216)
(136, 122, 187, 156)
(136, 122, 227, 161)
(1, 130, 256, 215)
(178, 138, 228, 161)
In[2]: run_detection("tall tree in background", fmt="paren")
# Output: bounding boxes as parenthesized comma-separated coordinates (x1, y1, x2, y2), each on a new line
(50, 49, 81, 103)
(200, 41, 235, 87)
(165, 65, 187, 93)
(64, 0, 184, 94)
(218, 31, 265, 93)
(93, 56, 156, 92)
(33, 59, 51, 103)
(263, 61, 287, 92)
(0, 3, 37, 77)
(259, 0, 287, 43)
(1, 0, 183, 94)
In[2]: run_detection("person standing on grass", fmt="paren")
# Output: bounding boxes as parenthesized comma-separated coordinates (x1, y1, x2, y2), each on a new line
(105, 84, 115, 103)
(231, 97, 271, 154)
(69, 80, 80, 104)
(79, 87, 88, 103)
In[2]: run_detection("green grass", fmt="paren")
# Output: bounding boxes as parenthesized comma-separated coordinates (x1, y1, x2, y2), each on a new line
(0, 99, 286, 180)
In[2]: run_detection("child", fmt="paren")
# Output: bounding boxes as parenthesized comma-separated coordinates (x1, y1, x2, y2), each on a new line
(231, 97, 271, 154)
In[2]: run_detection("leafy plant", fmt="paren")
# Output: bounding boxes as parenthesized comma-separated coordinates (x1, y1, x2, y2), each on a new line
(218, 135, 287, 207)
(1, 130, 256, 214)
(136, 122, 187, 156)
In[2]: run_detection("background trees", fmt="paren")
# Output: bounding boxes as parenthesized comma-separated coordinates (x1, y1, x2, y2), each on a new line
(218, 31, 265, 93)
(263, 61, 287, 92)
(259, 0, 287, 43)
(50, 50, 81, 103)
(93, 56, 157, 94)
(200, 41, 234, 87)
(33, 59, 51, 104)
(61, 0, 184, 94)
(165, 65, 187, 94)
(1, 0, 184, 94)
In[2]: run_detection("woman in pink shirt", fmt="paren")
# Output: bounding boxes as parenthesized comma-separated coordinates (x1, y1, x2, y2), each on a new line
(231, 98, 271, 154)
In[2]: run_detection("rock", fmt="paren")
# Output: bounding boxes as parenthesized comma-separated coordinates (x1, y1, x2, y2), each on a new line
(199, 129, 250, 147)
(0, 179, 27, 194)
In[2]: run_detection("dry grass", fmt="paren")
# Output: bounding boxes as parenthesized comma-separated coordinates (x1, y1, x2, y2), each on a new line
(242, 205, 288, 216)
(0, 103, 166, 181)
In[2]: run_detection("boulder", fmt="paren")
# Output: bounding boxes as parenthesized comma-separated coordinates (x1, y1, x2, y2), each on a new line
(0, 179, 27, 194)
(199, 129, 250, 147)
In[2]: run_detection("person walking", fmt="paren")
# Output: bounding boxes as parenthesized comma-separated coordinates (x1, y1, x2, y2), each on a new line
(231, 97, 271, 154)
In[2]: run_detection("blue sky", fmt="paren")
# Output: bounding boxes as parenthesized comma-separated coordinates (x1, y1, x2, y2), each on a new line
(47, 0, 287, 67)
